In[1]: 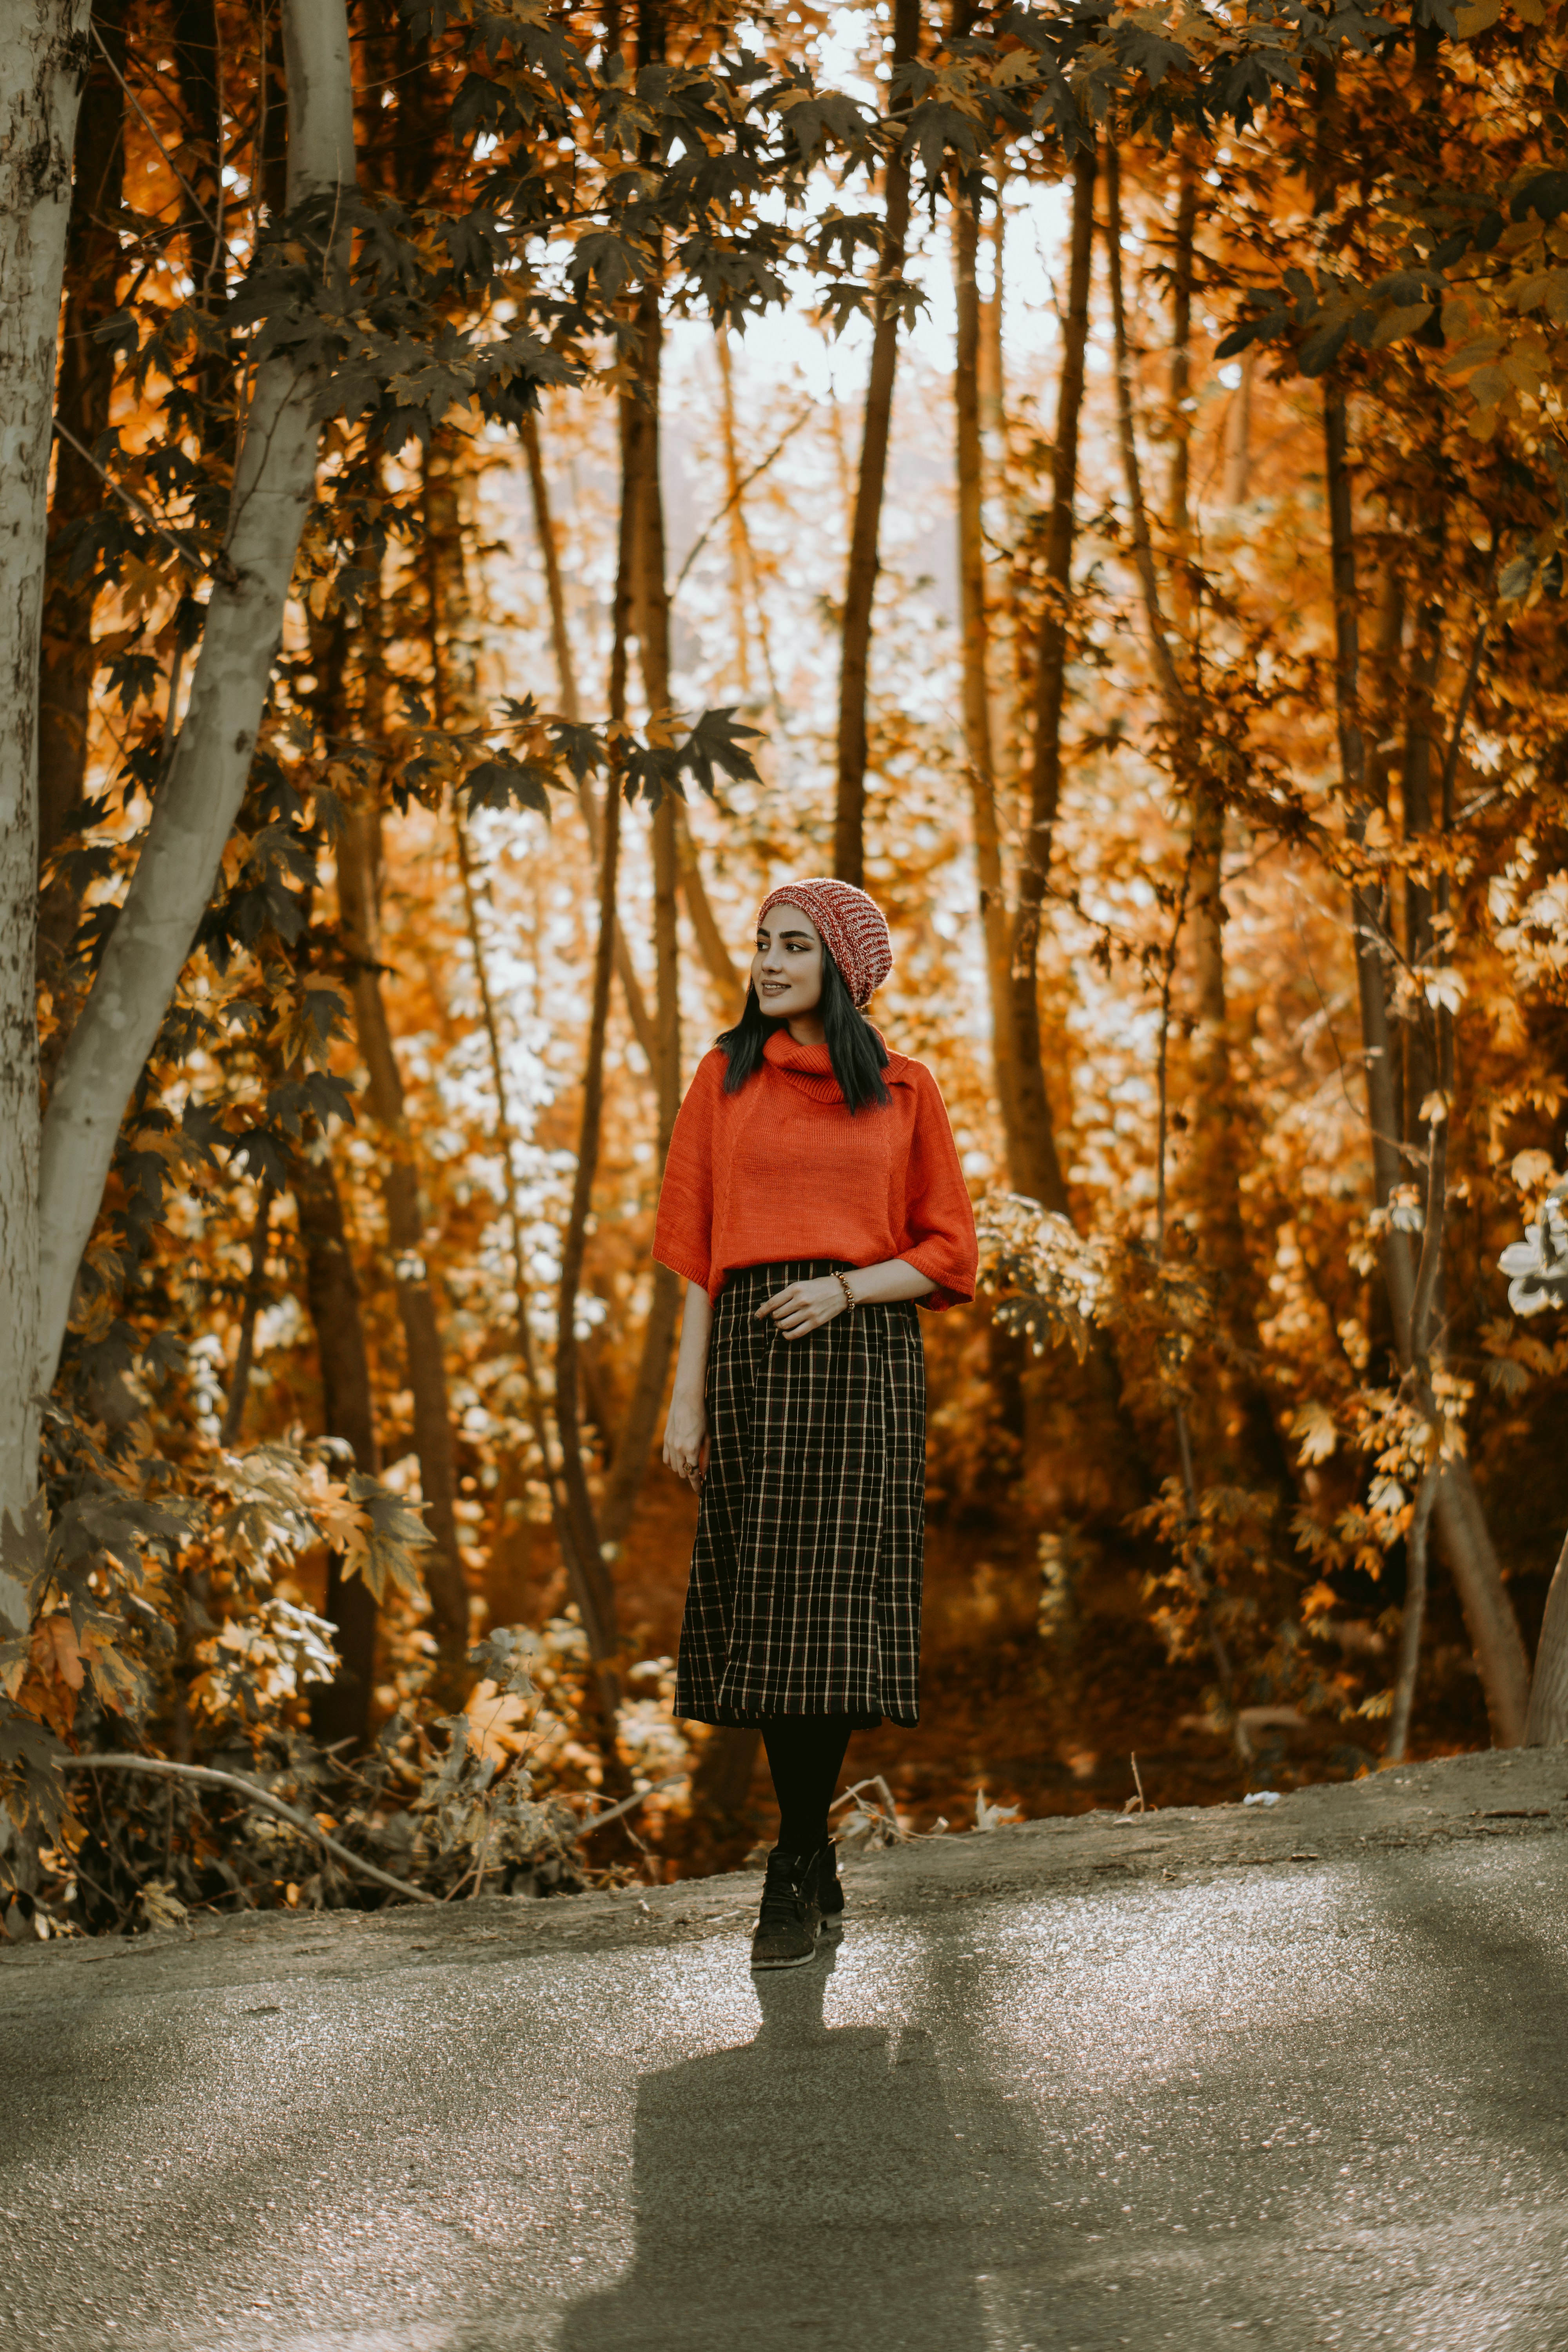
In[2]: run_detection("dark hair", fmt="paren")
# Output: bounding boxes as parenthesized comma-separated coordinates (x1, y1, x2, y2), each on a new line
(717, 944, 891, 1114)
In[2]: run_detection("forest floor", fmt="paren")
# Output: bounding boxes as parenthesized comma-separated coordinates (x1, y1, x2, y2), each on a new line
(558, 1478, 1483, 1881)
(4, 1746, 1568, 2349)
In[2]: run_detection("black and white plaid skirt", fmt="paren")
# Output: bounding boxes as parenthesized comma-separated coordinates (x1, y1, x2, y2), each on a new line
(674, 1259, 927, 1728)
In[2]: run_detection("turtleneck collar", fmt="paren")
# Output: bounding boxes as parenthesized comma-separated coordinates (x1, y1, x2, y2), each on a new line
(761, 1025, 903, 1107)
(762, 1027, 842, 1103)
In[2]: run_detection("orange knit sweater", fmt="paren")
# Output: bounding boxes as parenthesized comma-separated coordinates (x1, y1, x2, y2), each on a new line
(653, 1030, 978, 1311)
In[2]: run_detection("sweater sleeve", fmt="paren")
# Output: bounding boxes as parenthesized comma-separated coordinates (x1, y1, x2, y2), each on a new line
(898, 1066, 979, 1311)
(653, 1050, 723, 1294)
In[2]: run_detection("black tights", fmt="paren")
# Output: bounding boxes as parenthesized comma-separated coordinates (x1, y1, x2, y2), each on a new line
(761, 1717, 855, 1858)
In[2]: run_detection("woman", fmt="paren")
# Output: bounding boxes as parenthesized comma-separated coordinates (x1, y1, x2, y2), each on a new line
(654, 878, 977, 1969)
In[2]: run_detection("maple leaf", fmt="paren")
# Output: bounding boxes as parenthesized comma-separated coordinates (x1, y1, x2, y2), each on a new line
(1292, 1400, 1339, 1466)
(32, 1615, 84, 1695)
(1512, 1149, 1558, 1192)
(312, 1479, 364, 1558)
(678, 706, 763, 798)
(333, 1475, 432, 1606)
(78, 1624, 145, 1715)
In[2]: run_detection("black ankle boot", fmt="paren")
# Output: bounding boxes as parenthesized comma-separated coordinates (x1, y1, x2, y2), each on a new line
(749, 1847, 823, 1971)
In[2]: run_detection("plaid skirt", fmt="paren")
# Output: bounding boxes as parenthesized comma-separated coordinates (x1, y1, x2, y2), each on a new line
(674, 1259, 927, 1728)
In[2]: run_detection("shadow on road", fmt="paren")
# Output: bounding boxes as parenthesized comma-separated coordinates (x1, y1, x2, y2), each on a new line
(556, 1941, 994, 2352)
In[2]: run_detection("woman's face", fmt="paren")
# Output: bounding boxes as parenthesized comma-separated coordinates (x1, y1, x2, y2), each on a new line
(752, 902, 825, 1024)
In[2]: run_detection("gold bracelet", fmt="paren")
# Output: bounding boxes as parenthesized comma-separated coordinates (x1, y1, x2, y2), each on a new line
(834, 1271, 858, 1314)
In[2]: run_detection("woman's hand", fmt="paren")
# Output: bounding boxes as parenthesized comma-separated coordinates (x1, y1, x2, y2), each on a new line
(756, 1274, 851, 1338)
(662, 1389, 709, 1492)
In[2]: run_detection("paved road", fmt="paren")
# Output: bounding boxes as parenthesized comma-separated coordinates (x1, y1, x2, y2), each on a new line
(4, 1770, 1568, 2350)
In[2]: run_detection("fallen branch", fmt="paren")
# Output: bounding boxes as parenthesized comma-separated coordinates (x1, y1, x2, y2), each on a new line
(830, 1775, 906, 1841)
(577, 1773, 685, 1837)
(60, 1753, 439, 1907)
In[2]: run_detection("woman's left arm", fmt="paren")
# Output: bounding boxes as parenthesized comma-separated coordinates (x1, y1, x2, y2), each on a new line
(756, 1258, 935, 1338)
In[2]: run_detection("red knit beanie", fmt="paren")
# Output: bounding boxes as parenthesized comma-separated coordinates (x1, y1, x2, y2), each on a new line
(756, 878, 893, 1009)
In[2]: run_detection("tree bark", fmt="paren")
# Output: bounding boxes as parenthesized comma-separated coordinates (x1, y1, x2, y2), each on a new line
(1386, 1460, 1438, 1763)
(674, 803, 744, 1013)
(336, 801, 468, 1664)
(981, 146, 1020, 803)
(546, 388, 650, 1698)
(1526, 1530, 1568, 1744)
(833, 0, 920, 888)
(293, 1143, 380, 1745)
(597, 284, 686, 1553)
(1, 0, 96, 1531)
(293, 443, 467, 1675)
(519, 405, 658, 1069)
(1103, 146, 1287, 1492)
(1221, 350, 1254, 509)
(429, 419, 610, 1648)
(624, 283, 739, 1014)
(1403, 600, 1442, 1142)
(716, 327, 754, 701)
(554, 459, 628, 1666)
(1007, 140, 1095, 1216)
(690, 1720, 761, 1824)
(1167, 157, 1245, 1364)
(218, 1175, 274, 1448)
(953, 176, 1021, 1170)
(34, 0, 356, 1403)
(1321, 381, 1530, 1746)
(715, 324, 787, 726)
(37, 0, 124, 976)
(171, 0, 230, 448)
(449, 808, 578, 1629)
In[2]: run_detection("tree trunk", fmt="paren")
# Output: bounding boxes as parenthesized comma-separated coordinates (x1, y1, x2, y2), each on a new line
(1526, 1530, 1568, 1744)
(335, 802, 468, 1664)
(0, 3, 96, 1530)
(547, 394, 648, 1693)
(833, 0, 920, 888)
(597, 285, 686, 1553)
(429, 416, 610, 1646)
(1321, 381, 1530, 1746)
(554, 466, 628, 1666)
(674, 804, 744, 1013)
(1167, 157, 1248, 1378)
(1002, 141, 1147, 1516)
(37, 0, 125, 977)
(981, 147, 1020, 803)
(34, 0, 356, 1403)
(218, 1176, 274, 1448)
(1007, 140, 1095, 1216)
(519, 405, 658, 1069)
(690, 1722, 761, 1824)
(624, 283, 739, 1014)
(1221, 350, 1254, 509)
(171, 0, 230, 448)
(449, 808, 573, 1627)
(1386, 1459, 1438, 1764)
(294, 1143, 381, 1746)
(716, 327, 754, 700)
(715, 325, 787, 727)
(953, 177, 1021, 1171)
(1403, 601, 1442, 1142)
(1102, 147, 1287, 1493)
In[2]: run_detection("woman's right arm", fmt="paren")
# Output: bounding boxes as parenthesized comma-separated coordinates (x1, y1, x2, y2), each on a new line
(662, 1281, 713, 1492)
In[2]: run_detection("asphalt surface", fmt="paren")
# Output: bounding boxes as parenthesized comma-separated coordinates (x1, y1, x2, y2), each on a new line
(3, 1747, 1568, 2350)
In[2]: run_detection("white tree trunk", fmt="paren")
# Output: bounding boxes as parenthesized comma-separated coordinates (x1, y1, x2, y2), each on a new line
(35, 0, 355, 1391)
(0, 3, 91, 1532)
